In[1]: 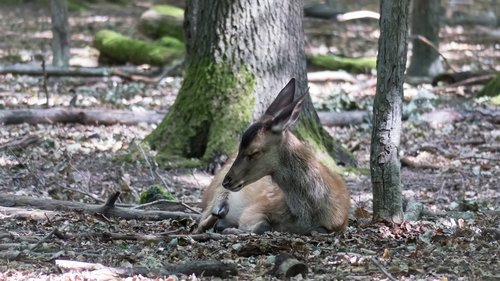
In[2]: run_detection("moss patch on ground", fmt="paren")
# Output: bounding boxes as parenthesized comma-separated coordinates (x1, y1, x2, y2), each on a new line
(138, 4, 184, 41)
(93, 30, 184, 65)
(308, 54, 376, 73)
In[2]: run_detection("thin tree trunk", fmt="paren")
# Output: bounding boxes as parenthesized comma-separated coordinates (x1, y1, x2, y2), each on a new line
(49, 0, 70, 67)
(407, 0, 442, 77)
(146, 0, 346, 168)
(370, 0, 409, 223)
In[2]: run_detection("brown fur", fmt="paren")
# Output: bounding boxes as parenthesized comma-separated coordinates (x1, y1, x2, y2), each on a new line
(196, 79, 350, 234)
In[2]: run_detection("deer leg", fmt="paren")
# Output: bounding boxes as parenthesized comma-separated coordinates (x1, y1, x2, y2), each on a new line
(238, 205, 272, 234)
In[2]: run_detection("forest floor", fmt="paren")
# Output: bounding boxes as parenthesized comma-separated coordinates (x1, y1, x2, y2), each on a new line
(0, 1, 499, 281)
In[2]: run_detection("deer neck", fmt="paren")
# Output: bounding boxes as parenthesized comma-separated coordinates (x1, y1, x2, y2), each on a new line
(271, 132, 329, 222)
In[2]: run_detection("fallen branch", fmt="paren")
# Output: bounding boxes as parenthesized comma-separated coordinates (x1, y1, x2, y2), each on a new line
(370, 257, 398, 281)
(1, 107, 370, 127)
(0, 107, 164, 126)
(432, 72, 496, 90)
(317, 111, 369, 126)
(0, 64, 160, 77)
(0, 134, 40, 151)
(307, 71, 358, 83)
(56, 259, 238, 278)
(75, 231, 231, 243)
(0, 206, 58, 220)
(0, 192, 199, 221)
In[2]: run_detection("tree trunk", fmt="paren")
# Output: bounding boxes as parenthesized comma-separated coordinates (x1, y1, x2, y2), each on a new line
(147, 0, 345, 169)
(370, 0, 409, 223)
(407, 0, 442, 77)
(49, 0, 70, 67)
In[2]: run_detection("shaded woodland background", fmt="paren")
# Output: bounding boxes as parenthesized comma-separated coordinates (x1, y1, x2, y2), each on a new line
(0, 0, 498, 280)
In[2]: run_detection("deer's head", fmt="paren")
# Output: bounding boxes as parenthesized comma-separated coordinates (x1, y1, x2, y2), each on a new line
(222, 78, 307, 191)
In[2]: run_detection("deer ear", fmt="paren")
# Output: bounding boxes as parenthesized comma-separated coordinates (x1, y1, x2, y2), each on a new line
(264, 78, 296, 117)
(270, 91, 307, 133)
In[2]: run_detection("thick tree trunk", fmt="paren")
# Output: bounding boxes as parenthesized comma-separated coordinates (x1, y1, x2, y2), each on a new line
(147, 0, 344, 168)
(49, 0, 70, 68)
(370, 0, 409, 223)
(407, 0, 442, 77)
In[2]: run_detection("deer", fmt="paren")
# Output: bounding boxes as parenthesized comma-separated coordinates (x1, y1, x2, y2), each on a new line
(197, 78, 350, 234)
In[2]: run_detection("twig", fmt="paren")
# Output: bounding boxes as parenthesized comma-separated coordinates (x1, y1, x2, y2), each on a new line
(136, 140, 155, 180)
(41, 59, 50, 107)
(26, 225, 67, 254)
(133, 199, 200, 214)
(410, 34, 457, 73)
(370, 257, 398, 281)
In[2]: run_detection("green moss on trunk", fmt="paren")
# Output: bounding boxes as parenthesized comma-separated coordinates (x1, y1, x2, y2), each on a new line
(146, 59, 255, 168)
(307, 54, 376, 73)
(93, 30, 184, 65)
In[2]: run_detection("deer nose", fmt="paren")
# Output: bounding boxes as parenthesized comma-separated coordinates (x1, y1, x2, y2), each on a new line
(222, 176, 232, 188)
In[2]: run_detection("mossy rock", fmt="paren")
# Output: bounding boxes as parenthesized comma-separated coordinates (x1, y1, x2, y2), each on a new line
(138, 4, 184, 41)
(477, 74, 500, 98)
(139, 185, 176, 204)
(93, 30, 184, 65)
(308, 54, 376, 73)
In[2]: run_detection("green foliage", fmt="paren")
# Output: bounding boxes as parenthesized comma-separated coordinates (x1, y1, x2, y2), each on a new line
(477, 74, 500, 98)
(146, 58, 255, 167)
(138, 5, 184, 41)
(67, 0, 89, 12)
(92, 30, 184, 65)
(139, 184, 176, 204)
(308, 54, 376, 73)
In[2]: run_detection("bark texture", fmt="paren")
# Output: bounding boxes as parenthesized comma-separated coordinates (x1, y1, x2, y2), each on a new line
(49, 0, 70, 67)
(147, 0, 340, 167)
(370, 0, 409, 223)
(407, 0, 442, 77)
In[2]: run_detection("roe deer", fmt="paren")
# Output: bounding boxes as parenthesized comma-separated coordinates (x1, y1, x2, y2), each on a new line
(197, 78, 350, 234)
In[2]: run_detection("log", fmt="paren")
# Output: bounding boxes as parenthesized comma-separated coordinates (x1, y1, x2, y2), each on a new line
(56, 259, 238, 278)
(0, 64, 160, 77)
(0, 192, 199, 221)
(267, 253, 308, 278)
(307, 71, 358, 83)
(317, 111, 369, 126)
(303, 5, 379, 21)
(0, 108, 370, 127)
(0, 107, 164, 126)
(307, 54, 376, 73)
(93, 30, 184, 66)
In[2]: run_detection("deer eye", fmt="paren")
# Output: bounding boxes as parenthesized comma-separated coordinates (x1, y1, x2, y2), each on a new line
(246, 151, 260, 160)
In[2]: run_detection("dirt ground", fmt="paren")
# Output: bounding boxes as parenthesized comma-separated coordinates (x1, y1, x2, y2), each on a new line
(0, 1, 499, 280)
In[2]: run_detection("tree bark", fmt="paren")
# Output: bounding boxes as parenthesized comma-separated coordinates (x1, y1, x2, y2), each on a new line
(407, 0, 442, 77)
(370, 0, 409, 224)
(146, 0, 346, 168)
(49, 0, 70, 68)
